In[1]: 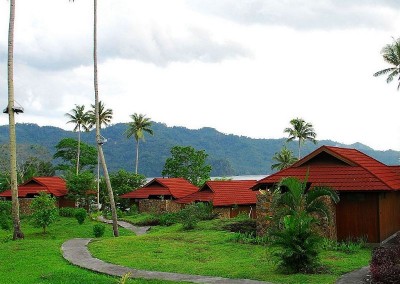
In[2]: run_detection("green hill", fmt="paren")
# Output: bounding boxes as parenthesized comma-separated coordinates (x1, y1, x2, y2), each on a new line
(0, 122, 399, 177)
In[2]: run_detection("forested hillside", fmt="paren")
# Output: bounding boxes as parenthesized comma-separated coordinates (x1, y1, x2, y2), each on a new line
(0, 122, 399, 177)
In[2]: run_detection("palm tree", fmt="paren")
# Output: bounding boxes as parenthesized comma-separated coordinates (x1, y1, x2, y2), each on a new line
(69, 0, 119, 236)
(271, 146, 298, 171)
(65, 105, 90, 174)
(284, 118, 317, 159)
(373, 38, 400, 90)
(7, 0, 24, 240)
(87, 101, 113, 129)
(125, 113, 154, 174)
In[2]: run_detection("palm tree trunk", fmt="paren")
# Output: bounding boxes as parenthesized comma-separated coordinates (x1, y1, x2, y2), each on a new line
(76, 126, 81, 175)
(135, 139, 139, 174)
(97, 151, 100, 210)
(8, 0, 24, 240)
(298, 139, 301, 159)
(93, 0, 118, 237)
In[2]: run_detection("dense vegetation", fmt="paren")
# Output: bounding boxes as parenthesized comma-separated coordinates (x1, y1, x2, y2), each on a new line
(0, 122, 398, 177)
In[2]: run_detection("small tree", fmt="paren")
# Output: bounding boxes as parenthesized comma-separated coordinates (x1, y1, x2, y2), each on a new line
(271, 146, 298, 171)
(66, 171, 95, 207)
(30, 192, 58, 233)
(162, 146, 212, 187)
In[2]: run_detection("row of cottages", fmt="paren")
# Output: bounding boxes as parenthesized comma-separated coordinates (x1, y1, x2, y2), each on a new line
(253, 145, 400, 243)
(121, 178, 258, 217)
(0, 176, 74, 214)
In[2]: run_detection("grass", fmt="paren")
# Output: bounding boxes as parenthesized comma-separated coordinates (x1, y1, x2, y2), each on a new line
(90, 218, 372, 284)
(0, 215, 179, 284)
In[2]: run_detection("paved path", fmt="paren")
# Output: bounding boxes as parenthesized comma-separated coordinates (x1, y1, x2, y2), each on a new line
(335, 266, 369, 284)
(62, 238, 273, 284)
(97, 216, 150, 236)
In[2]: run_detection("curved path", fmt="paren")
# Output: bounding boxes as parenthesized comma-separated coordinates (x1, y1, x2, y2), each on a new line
(62, 218, 272, 284)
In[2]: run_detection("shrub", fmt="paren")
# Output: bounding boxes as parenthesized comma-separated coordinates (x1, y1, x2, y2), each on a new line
(158, 213, 179, 226)
(58, 207, 76, 217)
(133, 216, 161, 226)
(89, 211, 102, 221)
(178, 204, 200, 230)
(75, 208, 87, 225)
(222, 219, 257, 235)
(0, 201, 12, 231)
(195, 202, 218, 220)
(30, 192, 58, 233)
(271, 213, 322, 273)
(93, 223, 106, 238)
(371, 246, 400, 283)
(229, 232, 269, 245)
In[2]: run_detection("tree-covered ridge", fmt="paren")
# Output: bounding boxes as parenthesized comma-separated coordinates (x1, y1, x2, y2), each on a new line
(0, 122, 398, 177)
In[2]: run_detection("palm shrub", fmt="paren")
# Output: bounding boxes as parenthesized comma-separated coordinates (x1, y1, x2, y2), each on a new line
(269, 176, 339, 273)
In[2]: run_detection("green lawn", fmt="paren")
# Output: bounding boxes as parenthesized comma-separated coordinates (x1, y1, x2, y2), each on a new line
(90, 218, 372, 284)
(0, 216, 179, 284)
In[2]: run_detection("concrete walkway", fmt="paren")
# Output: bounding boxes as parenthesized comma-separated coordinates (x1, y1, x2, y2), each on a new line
(335, 266, 369, 284)
(62, 238, 273, 284)
(97, 216, 150, 236)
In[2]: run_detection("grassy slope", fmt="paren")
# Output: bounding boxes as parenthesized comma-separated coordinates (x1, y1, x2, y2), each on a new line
(90, 219, 371, 284)
(0, 217, 178, 284)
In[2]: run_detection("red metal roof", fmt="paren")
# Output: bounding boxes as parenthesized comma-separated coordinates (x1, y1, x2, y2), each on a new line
(0, 176, 67, 197)
(120, 178, 198, 199)
(255, 146, 400, 191)
(176, 180, 257, 206)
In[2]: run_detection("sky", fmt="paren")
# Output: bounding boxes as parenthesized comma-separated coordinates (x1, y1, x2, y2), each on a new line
(1, 0, 400, 151)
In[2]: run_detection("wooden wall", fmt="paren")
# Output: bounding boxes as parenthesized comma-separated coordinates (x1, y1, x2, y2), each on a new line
(379, 191, 400, 241)
(336, 192, 379, 243)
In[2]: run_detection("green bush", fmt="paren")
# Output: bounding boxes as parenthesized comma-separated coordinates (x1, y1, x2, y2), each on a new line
(195, 202, 218, 220)
(229, 232, 269, 245)
(75, 208, 87, 225)
(30, 192, 58, 233)
(158, 213, 179, 226)
(93, 223, 106, 237)
(222, 219, 257, 235)
(178, 204, 200, 230)
(0, 201, 12, 230)
(58, 207, 76, 217)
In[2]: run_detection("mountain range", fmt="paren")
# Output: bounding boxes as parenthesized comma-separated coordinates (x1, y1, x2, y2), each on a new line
(0, 122, 399, 177)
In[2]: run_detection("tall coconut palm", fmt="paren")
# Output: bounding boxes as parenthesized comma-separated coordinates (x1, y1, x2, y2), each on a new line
(70, 0, 118, 236)
(7, 0, 24, 240)
(373, 38, 400, 90)
(65, 105, 90, 174)
(271, 146, 298, 171)
(284, 118, 317, 159)
(87, 101, 113, 129)
(125, 113, 154, 174)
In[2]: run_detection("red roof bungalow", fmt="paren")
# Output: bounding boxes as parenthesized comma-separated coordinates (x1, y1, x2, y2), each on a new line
(0, 176, 75, 214)
(121, 178, 199, 214)
(254, 145, 400, 243)
(176, 180, 258, 218)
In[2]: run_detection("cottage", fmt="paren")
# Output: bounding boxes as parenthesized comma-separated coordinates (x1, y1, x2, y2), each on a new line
(176, 180, 257, 218)
(0, 176, 75, 214)
(253, 145, 400, 243)
(120, 177, 198, 214)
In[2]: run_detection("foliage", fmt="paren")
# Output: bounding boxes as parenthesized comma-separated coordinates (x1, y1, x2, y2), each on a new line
(229, 232, 269, 245)
(53, 138, 97, 172)
(370, 246, 400, 283)
(93, 223, 106, 238)
(30, 192, 58, 233)
(222, 219, 256, 235)
(178, 203, 217, 230)
(99, 170, 146, 210)
(162, 145, 212, 187)
(58, 207, 76, 217)
(271, 146, 298, 171)
(373, 37, 400, 90)
(158, 213, 179, 226)
(65, 170, 95, 205)
(321, 238, 366, 254)
(284, 118, 317, 158)
(87, 101, 113, 129)
(271, 213, 322, 273)
(75, 208, 87, 225)
(0, 201, 12, 230)
(17, 156, 55, 183)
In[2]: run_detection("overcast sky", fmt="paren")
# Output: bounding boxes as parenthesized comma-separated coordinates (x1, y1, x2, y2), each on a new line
(1, 0, 400, 151)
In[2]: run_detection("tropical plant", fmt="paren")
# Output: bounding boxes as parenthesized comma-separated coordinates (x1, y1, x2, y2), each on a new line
(30, 192, 58, 233)
(373, 37, 400, 90)
(269, 176, 339, 273)
(65, 104, 90, 174)
(65, 170, 96, 206)
(74, 208, 87, 225)
(87, 101, 113, 129)
(162, 145, 212, 187)
(125, 113, 154, 174)
(271, 146, 298, 171)
(284, 118, 317, 159)
(7, 0, 24, 240)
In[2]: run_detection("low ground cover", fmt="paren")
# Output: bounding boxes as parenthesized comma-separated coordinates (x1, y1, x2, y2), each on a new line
(0, 215, 178, 284)
(90, 216, 371, 284)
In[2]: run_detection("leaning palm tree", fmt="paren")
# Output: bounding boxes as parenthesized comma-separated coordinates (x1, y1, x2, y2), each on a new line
(7, 0, 24, 240)
(65, 105, 90, 174)
(284, 118, 317, 159)
(373, 37, 400, 90)
(69, 0, 118, 236)
(125, 113, 154, 174)
(271, 146, 298, 171)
